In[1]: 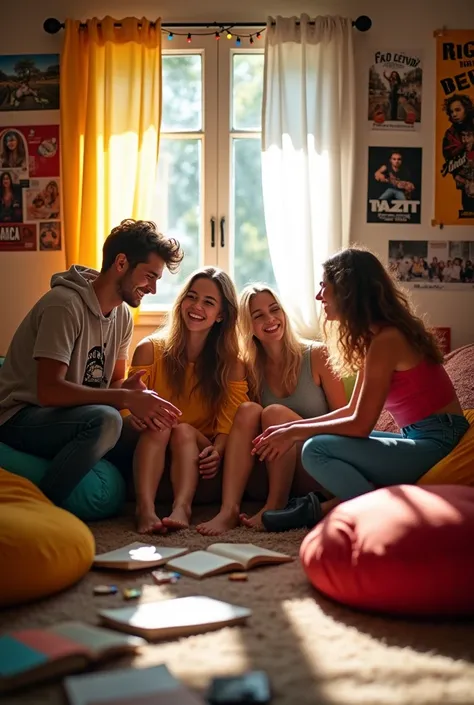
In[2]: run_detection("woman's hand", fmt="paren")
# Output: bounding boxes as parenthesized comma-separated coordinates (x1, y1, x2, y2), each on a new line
(198, 445, 221, 479)
(252, 425, 297, 462)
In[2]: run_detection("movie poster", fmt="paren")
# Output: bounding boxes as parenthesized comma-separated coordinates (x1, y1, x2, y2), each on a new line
(0, 125, 60, 252)
(435, 30, 474, 225)
(0, 54, 60, 112)
(368, 50, 422, 130)
(367, 146, 422, 224)
(388, 239, 474, 289)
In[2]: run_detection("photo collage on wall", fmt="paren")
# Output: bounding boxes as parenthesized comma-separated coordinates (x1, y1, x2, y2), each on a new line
(0, 54, 61, 252)
(367, 43, 474, 291)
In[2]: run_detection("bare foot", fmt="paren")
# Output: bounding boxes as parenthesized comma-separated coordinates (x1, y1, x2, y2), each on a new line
(196, 507, 240, 536)
(136, 510, 167, 534)
(240, 507, 267, 530)
(162, 505, 191, 531)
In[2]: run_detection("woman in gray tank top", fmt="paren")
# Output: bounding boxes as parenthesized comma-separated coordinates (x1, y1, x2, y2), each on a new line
(197, 284, 346, 536)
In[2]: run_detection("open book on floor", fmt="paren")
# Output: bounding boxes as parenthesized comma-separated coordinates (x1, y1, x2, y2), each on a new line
(93, 542, 188, 570)
(165, 543, 293, 579)
(0, 621, 145, 694)
(64, 663, 206, 705)
(98, 595, 251, 641)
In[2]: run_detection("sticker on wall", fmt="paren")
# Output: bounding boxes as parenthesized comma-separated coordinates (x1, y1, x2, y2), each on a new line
(388, 240, 474, 289)
(0, 222, 37, 251)
(434, 29, 474, 226)
(0, 54, 60, 112)
(39, 221, 61, 251)
(368, 50, 422, 130)
(367, 146, 422, 224)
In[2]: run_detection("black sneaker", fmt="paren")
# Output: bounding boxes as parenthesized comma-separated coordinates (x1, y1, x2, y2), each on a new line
(261, 492, 322, 532)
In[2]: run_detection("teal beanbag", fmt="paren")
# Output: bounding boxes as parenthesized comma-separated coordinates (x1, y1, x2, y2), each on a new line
(0, 443, 125, 521)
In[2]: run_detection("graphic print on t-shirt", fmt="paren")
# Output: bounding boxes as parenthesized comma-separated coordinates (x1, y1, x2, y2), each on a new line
(82, 345, 106, 387)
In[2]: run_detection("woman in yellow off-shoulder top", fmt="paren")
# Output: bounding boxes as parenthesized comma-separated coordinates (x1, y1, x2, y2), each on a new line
(127, 266, 248, 534)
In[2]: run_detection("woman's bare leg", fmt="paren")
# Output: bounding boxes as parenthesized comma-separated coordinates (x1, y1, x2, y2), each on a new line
(162, 424, 209, 530)
(196, 402, 263, 536)
(241, 404, 303, 529)
(134, 427, 172, 534)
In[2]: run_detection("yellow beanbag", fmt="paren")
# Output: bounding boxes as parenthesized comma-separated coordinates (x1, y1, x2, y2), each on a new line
(0, 468, 95, 607)
(418, 410, 474, 486)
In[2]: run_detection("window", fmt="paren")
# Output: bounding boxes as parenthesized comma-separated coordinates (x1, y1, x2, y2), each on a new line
(143, 31, 276, 310)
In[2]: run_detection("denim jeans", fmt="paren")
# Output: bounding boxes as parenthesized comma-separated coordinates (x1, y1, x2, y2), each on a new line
(0, 405, 139, 505)
(301, 413, 470, 501)
(379, 187, 406, 201)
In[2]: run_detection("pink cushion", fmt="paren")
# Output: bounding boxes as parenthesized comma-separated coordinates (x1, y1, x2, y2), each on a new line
(300, 485, 474, 616)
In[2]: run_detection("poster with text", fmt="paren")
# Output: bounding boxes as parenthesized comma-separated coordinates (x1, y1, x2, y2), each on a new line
(0, 124, 60, 251)
(0, 54, 59, 111)
(367, 147, 422, 224)
(0, 223, 37, 251)
(368, 50, 422, 130)
(388, 239, 474, 289)
(435, 30, 474, 225)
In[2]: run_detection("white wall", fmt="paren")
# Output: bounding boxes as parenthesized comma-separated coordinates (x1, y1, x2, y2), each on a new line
(1, 0, 474, 355)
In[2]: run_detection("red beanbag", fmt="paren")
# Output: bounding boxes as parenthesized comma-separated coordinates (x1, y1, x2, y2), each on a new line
(300, 485, 474, 616)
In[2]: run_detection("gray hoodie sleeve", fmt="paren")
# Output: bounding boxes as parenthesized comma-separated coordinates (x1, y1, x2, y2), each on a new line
(33, 305, 81, 365)
(117, 308, 133, 361)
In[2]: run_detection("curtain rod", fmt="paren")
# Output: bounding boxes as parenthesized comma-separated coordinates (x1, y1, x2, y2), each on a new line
(43, 16, 372, 34)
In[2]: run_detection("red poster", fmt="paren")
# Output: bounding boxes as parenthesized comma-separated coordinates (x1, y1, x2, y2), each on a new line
(0, 222, 37, 251)
(0, 124, 59, 178)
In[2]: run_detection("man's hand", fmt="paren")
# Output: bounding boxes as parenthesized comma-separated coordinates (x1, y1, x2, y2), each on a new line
(126, 389, 181, 431)
(198, 445, 221, 479)
(122, 369, 147, 391)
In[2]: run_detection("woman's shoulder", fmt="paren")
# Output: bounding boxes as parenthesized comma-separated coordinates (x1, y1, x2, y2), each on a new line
(308, 341, 329, 367)
(131, 336, 165, 366)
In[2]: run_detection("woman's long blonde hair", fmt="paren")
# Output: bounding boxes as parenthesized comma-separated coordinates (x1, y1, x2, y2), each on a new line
(158, 267, 240, 420)
(322, 246, 443, 376)
(238, 284, 303, 401)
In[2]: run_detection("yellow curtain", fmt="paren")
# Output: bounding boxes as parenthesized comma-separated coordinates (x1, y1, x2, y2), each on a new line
(60, 16, 162, 269)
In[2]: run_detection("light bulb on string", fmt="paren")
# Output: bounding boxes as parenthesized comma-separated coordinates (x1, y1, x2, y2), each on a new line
(249, 35, 254, 44)
(187, 33, 192, 43)
(167, 32, 173, 40)
(256, 32, 261, 39)
(215, 31, 220, 40)
(226, 31, 232, 39)
(236, 36, 241, 46)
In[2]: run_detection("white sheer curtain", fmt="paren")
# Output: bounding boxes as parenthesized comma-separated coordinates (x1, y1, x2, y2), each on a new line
(262, 14, 356, 339)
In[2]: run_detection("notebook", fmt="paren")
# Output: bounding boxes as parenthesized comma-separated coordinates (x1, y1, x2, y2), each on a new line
(99, 595, 251, 641)
(165, 543, 293, 579)
(93, 542, 188, 570)
(64, 664, 205, 705)
(0, 622, 145, 694)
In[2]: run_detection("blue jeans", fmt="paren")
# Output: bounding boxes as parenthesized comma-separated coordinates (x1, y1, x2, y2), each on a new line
(379, 187, 406, 201)
(0, 405, 138, 505)
(301, 413, 469, 501)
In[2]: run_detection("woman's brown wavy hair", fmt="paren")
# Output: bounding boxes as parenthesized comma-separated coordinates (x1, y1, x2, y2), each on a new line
(322, 247, 443, 376)
(159, 266, 240, 421)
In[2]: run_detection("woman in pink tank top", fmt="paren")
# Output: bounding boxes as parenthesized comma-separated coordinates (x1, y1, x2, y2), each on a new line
(253, 247, 470, 532)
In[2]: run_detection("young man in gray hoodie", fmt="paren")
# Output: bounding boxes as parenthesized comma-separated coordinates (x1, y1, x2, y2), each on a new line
(0, 219, 183, 505)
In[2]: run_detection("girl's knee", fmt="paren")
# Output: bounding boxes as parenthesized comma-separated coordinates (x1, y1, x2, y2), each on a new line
(301, 434, 337, 468)
(234, 401, 263, 427)
(170, 423, 197, 446)
(261, 403, 295, 429)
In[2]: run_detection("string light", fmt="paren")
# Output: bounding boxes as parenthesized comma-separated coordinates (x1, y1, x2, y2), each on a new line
(161, 24, 266, 44)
